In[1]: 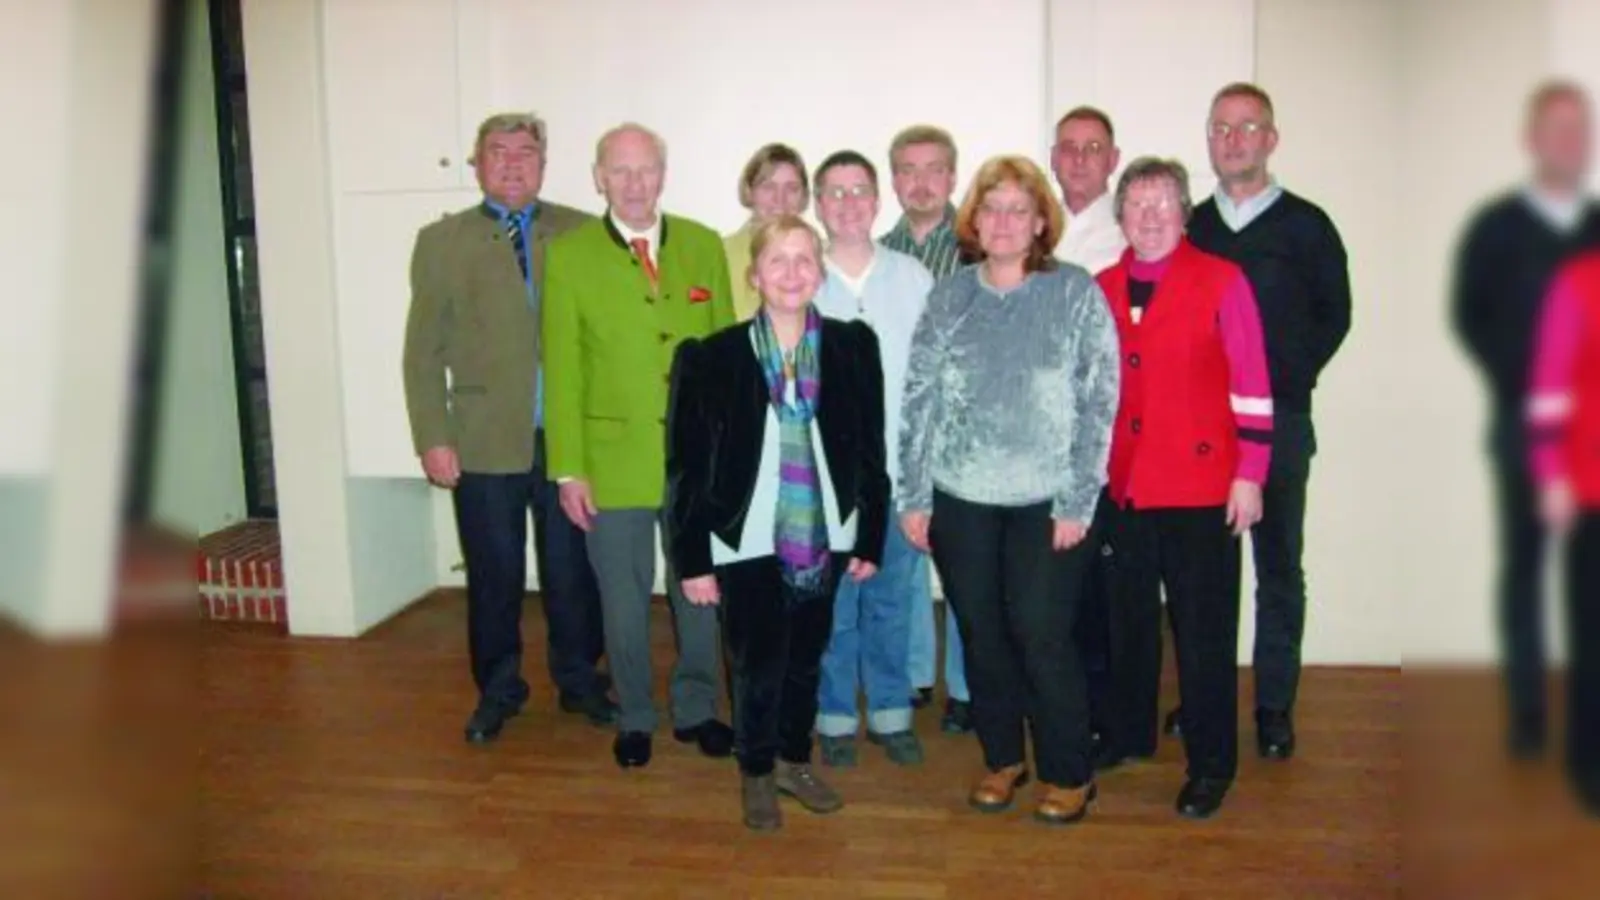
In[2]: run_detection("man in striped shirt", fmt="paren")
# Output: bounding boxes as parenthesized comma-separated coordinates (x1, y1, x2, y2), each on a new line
(879, 124, 974, 735)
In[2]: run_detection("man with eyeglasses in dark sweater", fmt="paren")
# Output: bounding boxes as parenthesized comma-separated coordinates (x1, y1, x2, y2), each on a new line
(1171, 82, 1352, 762)
(1451, 81, 1600, 761)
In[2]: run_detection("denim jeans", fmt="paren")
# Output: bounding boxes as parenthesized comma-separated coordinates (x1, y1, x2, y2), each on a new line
(907, 553, 969, 701)
(816, 516, 919, 736)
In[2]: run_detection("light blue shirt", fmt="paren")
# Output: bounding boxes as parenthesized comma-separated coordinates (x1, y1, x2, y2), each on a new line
(484, 198, 544, 427)
(1213, 178, 1284, 232)
(811, 243, 934, 490)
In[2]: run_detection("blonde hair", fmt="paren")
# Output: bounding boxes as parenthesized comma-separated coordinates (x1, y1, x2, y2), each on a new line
(953, 155, 1063, 272)
(1211, 82, 1276, 122)
(888, 124, 958, 171)
(738, 143, 810, 211)
(594, 122, 668, 168)
(470, 112, 546, 165)
(1527, 78, 1591, 128)
(746, 214, 824, 293)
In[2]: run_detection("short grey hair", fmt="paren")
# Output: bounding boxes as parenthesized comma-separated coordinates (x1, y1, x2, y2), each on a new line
(1113, 156, 1194, 223)
(470, 112, 547, 165)
(594, 122, 668, 168)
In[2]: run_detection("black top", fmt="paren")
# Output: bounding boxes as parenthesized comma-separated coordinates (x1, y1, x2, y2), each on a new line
(664, 317, 890, 580)
(1129, 277, 1155, 312)
(1187, 190, 1353, 414)
(1450, 191, 1600, 420)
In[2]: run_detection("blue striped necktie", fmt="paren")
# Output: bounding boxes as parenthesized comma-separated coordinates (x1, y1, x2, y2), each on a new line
(505, 213, 529, 281)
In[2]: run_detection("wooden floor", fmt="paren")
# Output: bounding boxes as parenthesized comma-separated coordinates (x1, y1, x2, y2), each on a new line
(197, 590, 1405, 898)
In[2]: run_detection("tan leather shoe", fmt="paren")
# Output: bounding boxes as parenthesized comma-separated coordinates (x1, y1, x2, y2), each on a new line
(1034, 781, 1097, 825)
(774, 761, 843, 814)
(968, 764, 1030, 813)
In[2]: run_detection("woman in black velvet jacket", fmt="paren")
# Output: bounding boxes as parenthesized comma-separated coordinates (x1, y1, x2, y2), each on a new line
(665, 214, 889, 831)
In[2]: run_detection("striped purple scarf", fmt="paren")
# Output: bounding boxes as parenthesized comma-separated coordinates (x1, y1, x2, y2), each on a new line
(753, 307, 830, 593)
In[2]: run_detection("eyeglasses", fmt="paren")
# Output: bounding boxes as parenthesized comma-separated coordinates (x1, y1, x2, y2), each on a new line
(1207, 120, 1268, 140)
(1123, 196, 1178, 215)
(820, 184, 876, 201)
(1056, 140, 1107, 159)
(979, 203, 1035, 219)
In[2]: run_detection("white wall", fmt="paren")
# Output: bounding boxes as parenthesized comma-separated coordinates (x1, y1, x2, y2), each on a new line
(0, 1, 156, 636)
(1396, 0, 1594, 663)
(242, 0, 437, 637)
(1254, 0, 1404, 666)
(151, 0, 249, 538)
(245, 0, 1599, 659)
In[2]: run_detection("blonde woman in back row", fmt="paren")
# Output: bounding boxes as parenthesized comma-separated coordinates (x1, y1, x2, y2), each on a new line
(724, 143, 812, 321)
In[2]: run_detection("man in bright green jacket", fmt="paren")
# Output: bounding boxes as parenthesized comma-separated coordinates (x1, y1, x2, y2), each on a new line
(543, 122, 736, 769)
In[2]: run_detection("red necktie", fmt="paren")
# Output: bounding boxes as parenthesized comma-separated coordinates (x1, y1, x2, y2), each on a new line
(630, 237, 659, 290)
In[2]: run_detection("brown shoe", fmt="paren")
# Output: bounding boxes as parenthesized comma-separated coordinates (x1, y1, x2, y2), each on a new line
(1034, 782, 1097, 825)
(741, 774, 782, 831)
(775, 761, 844, 814)
(968, 764, 1030, 813)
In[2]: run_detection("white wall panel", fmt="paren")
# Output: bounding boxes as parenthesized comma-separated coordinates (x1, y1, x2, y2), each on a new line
(486, 0, 1049, 234)
(1046, 0, 1255, 196)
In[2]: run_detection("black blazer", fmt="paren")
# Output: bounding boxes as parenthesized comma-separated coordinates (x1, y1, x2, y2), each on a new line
(665, 317, 889, 579)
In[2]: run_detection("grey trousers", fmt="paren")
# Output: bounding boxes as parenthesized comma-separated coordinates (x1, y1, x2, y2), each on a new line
(586, 507, 722, 733)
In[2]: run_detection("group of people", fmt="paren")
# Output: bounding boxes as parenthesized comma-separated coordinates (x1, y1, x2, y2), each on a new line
(403, 80, 1356, 831)
(1452, 80, 1600, 814)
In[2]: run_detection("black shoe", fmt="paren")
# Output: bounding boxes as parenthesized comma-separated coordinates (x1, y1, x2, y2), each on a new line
(1175, 777, 1230, 819)
(559, 690, 619, 727)
(941, 698, 974, 734)
(464, 699, 522, 745)
(1256, 708, 1295, 760)
(614, 731, 652, 768)
(673, 719, 735, 758)
(911, 687, 934, 709)
(1164, 707, 1182, 738)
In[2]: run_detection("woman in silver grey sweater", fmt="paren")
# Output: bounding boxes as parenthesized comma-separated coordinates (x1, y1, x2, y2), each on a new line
(898, 155, 1120, 825)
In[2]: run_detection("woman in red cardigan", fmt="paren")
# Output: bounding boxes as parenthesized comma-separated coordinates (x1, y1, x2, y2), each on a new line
(1526, 248, 1600, 814)
(1094, 157, 1273, 819)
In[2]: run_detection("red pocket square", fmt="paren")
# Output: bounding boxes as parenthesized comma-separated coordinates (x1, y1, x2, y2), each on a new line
(688, 286, 712, 303)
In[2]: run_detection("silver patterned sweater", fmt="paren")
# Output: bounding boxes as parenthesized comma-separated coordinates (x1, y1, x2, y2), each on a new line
(897, 262, 1121, 523)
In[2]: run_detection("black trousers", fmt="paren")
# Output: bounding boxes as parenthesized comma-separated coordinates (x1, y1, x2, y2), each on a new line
(1073, 490, 1117, 739)
(1567, 513, 1600, 783)
(453, 430, 606, 709)
(1250, 411, 1315, 715)
(1487, 422, 1552, 731)
(1106, 503, 1242, 781)
(717, 553, 844, 777)
(930, 490, 1093, 789)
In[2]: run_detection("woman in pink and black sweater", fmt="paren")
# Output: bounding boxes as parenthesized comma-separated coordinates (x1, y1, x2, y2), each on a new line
(1526, 248, 1600, 814)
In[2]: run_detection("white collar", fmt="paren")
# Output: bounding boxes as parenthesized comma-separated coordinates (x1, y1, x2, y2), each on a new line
(1522, 183, 1585, 233)
(1063, 191, 1114, 228)
(610, 210, 662, 250)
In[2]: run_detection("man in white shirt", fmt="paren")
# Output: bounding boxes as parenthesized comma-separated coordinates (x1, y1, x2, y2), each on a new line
(1049, 105, 1125, 767)
(808, 150, 934, 767)
(1051, 106, 1127, 275)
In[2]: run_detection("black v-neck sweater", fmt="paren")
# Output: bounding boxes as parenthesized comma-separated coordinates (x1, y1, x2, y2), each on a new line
(1450, 191, 1600, 418)
(1187, 190, 1352, 415)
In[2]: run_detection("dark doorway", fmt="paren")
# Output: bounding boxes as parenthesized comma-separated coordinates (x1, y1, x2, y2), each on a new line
(208, 0, 275, 517)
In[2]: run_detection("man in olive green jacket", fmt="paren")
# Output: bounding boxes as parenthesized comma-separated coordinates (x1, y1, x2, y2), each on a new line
(403, 113, 616, 746)
(544, 122, 735, 768)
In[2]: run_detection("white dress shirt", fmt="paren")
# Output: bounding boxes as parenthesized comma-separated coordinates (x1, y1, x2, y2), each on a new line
(1054, 192, 1126, 275)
